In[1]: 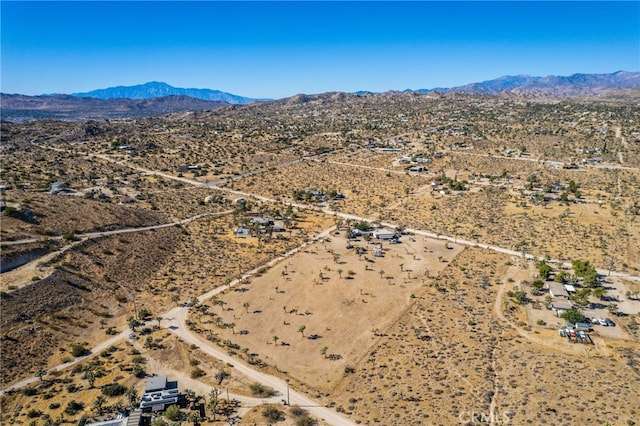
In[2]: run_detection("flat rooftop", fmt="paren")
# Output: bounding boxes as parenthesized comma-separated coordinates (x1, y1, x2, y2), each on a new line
(145, 375, 168, 393)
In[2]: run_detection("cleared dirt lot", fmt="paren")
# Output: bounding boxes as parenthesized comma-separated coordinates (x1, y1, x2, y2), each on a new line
(194, 229, 462, 392)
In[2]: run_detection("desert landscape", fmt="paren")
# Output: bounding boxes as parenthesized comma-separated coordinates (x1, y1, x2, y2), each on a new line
(2, 90, 640, 426)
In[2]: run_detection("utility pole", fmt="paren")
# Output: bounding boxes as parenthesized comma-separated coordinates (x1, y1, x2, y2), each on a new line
(286, 379, 290, 406)
(608, 255, 614, 276)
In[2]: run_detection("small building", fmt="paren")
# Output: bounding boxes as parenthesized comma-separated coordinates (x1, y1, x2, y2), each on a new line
(50, 181, 68, 194)
(550, 299, 573, 315)
(145, 375, 169, 393)
(250, 217, 274, 226)
(234, 228, 249, 237)
(408, 166, 427, 173)
(372, 230, 396, 240)
(547, 281, 569, 299)
(575, 322, 591, 331)
(140, 376, 179, 412)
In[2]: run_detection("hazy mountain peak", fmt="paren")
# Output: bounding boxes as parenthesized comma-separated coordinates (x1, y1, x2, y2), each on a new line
(72, 82, 269, 105)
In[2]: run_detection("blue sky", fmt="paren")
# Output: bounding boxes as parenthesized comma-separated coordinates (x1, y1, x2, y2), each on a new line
(1, 1, 639, 99)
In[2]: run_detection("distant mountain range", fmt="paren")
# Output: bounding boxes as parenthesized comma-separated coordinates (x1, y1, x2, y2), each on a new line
(0, 94, 228, 122)
(72, 81, 268, 105)
(409, 70, 640, 97)
(2, 71, 638, 122)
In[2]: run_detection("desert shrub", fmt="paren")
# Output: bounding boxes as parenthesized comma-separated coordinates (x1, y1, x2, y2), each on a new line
(66, 383, 79, 393)
(102, 383, 127, 397)
(262, 406, 285, 422)
(71, 344, 87, 357)
(27, 409, 42, 418)
(131, 355, 146, 364)
(64, 400, 84, 415)
(132, 364, 146, 378)
(249, 382, 275, 397)
(290, 405, 306, 417)
(49, 403, 61, 410)
(537, 319, 547, 326)
(531, 280, 544, 289)
(296, 415, 317, 426)
(191, 367, 205, 378)
(164, 404, 181, 421)
(22, 387, 37, 396)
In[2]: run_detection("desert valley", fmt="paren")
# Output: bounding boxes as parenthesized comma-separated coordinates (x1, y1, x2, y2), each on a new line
(1, 84, 640, 426)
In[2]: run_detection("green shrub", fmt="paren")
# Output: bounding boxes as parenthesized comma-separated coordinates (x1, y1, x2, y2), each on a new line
(27, 409, 42, 418)
(296, 415, 317, 426)
(22, 387, 37, 396)
(262, 406, 285, 422)
(250, 382, 275, 397)
(64, 400, 84, 415)
(191, 367, 205, 379)
(71, 344, 87, 357)
(102, 383, 127, 397)
(164, 404, 181, 421)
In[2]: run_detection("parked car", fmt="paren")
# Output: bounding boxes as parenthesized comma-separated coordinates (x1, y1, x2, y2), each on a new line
(128, 334, 138, 340)
(597, 318, 608, 326)
(605, 318, 615, 327)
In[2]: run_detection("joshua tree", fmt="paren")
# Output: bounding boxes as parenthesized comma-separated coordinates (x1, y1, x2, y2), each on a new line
(85, 370, 96, 388)
(36, 369, 47, 381)
(298, 325, 306, 338)
(337, 269, 343, 279)
(208, 388, 222, 420)
(243, 302, 250, 313)
(126, 387, 139, 408)
(273, 335, 279, 345)
(93, 395, 107, 415)
(320, 346, 328, 358)
(127, 316, 138, 332)
(413, 327, 422, 339)
(184, 389, 196, 407)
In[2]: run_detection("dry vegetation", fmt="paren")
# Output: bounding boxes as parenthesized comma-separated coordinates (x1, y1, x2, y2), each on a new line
(2, 91, 639, 425)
